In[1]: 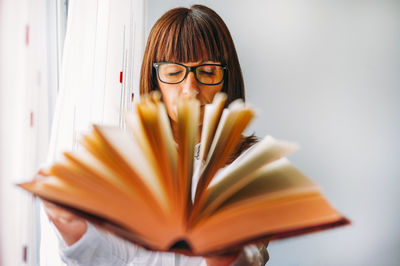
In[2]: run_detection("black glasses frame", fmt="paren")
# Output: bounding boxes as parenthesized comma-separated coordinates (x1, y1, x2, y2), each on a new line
(153, 62, 227, 85)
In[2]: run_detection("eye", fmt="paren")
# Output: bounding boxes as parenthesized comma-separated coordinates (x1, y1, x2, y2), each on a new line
(167, 70, 184, 76)
(160, 64, 185, 77)
(198, 66, 217, 76)
(199, 70, 215, 76)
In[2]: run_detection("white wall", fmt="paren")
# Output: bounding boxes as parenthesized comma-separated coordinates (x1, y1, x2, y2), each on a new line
(147, 1, 400, 265)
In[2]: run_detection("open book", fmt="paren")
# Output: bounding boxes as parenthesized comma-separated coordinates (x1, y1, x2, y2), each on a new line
(19, 92, 349, 256)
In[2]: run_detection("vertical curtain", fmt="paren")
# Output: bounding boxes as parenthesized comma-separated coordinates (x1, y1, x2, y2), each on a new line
(41, 0, 146, 265)
(0, 0, 146, 265)
(0, 0, 58, 265)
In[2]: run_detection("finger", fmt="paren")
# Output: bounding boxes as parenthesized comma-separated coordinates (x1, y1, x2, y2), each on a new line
(40, 199, 81, 223)
(205, 255, 238, 266)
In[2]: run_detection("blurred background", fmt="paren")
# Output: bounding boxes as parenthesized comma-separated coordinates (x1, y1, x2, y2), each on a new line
(1, 0, 399, 265)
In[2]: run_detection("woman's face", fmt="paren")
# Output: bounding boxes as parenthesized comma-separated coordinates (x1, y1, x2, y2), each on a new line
(157, 61, 224, 123)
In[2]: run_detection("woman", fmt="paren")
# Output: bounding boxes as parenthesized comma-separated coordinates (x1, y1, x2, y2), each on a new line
(44, 5, 269, 266)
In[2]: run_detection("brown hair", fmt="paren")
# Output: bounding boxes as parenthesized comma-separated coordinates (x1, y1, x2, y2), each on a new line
(140, 5, 245, 104)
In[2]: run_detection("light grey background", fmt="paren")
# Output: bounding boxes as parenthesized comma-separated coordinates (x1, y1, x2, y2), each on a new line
(147, 1, 400, 265)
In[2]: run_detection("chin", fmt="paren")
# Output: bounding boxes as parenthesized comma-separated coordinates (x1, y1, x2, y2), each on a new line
(199, 106, 205, 125)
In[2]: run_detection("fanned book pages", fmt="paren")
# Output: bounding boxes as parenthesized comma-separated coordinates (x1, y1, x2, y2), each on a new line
(19, 92, 349, 256)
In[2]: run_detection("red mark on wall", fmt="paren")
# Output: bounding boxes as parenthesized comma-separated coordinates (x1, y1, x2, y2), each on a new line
(120, 72, 123, 83)
(23, 245, 28, 262)
(30, 112, 34, 127)
(25, 25, 29, 46)
(131, 92, 134, 102)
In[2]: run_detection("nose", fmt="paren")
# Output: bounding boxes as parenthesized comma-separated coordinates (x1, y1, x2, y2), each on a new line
(181, 72, 199, 97)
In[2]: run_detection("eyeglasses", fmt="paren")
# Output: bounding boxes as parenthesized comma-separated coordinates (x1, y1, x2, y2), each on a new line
(153, 62, 227, 85)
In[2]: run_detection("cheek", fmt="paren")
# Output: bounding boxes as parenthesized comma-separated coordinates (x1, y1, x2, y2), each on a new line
(201, 83, 224, 103)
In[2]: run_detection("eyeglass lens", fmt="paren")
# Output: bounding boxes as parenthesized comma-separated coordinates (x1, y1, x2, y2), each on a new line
(157, 63, 224, 85)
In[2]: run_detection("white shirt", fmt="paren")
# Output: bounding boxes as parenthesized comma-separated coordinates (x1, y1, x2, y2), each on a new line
(59, 222, 267, 266)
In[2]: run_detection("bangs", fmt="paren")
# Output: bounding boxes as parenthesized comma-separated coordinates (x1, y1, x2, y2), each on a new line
(154, 11, 226, 64)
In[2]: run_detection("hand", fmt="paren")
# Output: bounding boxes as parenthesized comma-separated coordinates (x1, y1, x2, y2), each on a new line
(42, 200, 87, 246)
(37, 172, 88, 246)
(205, 251, 240, 266)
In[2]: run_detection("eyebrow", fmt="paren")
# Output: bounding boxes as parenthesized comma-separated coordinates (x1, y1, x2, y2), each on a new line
(165, 60, 221, 65)
(198, 60, 220, 64)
